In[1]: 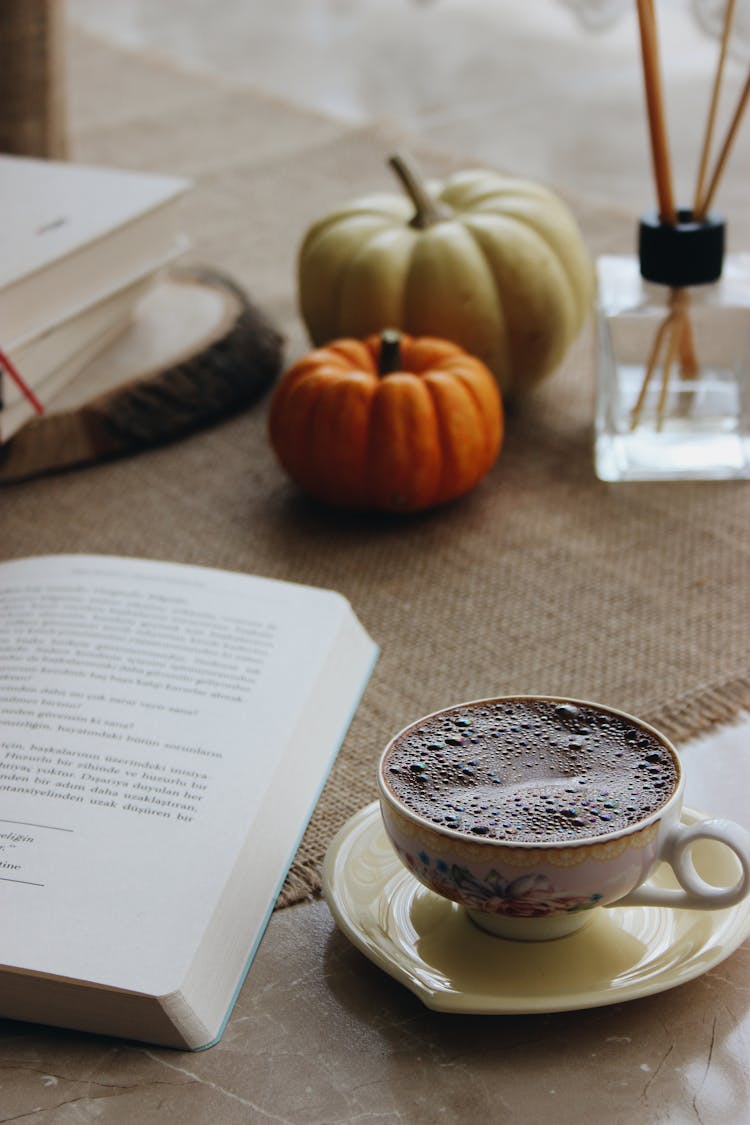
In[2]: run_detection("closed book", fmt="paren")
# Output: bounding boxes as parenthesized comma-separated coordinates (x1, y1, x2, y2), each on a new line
(0, 155, 190, 346)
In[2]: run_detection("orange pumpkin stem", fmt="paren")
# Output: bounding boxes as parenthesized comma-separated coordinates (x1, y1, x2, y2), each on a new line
(388, 152, 452, 230)
(378, 329, 404, 376)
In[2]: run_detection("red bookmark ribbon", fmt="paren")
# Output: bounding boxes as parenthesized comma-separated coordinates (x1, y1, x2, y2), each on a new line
(0, 348, 45, 415)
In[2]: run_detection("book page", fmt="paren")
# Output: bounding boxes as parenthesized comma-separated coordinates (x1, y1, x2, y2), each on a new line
(0, 555, 372, 994)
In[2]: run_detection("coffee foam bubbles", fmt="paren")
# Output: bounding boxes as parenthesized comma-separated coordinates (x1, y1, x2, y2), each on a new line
(384, 699, 678, 844)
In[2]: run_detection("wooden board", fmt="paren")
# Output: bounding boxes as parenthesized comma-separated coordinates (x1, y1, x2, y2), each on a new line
(0, 267, 284, 483)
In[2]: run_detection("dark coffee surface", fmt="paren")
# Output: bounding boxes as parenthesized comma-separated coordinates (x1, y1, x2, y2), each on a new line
(383, 699, 679, 843)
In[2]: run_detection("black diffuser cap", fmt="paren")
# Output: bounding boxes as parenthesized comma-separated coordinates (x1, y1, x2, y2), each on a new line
(639, 210, 725, 287)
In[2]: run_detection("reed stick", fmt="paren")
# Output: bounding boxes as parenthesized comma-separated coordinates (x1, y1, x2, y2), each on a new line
(630, 0, 682, 431)
(629, 307, 677, 429)
(695, 66, 750, 219)
(655, 309, 683, 431)
(692, 0, 737, 216)
(636, 0, 677, 222)
(630, 292, 693, 432)
(677, 307, 698, 378)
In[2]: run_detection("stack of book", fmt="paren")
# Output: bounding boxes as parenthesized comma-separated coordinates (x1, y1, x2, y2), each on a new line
(0, 155, 191, 442)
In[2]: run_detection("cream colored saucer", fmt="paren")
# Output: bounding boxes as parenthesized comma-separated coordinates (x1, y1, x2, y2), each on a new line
(322, 801, 750, 1014)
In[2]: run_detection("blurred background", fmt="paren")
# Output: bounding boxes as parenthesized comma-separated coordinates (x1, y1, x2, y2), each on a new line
(67, 0, 749, 236)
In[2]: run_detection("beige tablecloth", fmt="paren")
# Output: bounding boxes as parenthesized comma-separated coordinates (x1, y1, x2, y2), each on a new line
(2, 30, 749, 906)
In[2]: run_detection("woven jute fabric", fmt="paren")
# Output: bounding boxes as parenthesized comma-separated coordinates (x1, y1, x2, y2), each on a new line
(3, 31, 749, 907)
(0, 0, 68, 158)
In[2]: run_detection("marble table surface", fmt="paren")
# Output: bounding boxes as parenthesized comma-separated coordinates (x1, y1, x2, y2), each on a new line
(2, 718, 749, 1124)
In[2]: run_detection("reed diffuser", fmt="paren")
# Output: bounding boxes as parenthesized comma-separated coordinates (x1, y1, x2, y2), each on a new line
(595, 0, 750, 482)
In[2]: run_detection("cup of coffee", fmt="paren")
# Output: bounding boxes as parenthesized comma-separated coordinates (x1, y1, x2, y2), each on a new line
(377, 696, 750, 940)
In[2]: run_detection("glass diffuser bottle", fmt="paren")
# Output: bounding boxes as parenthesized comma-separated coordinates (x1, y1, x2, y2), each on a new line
(595, 212, 750, 482)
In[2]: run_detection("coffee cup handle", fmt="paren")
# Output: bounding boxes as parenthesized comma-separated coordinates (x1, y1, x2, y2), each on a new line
(616, 818, 750, 910)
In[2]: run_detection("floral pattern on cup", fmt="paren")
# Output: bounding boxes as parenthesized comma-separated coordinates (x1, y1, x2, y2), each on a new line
(397, 842, 603, 917)
(389, 807, 659, 870)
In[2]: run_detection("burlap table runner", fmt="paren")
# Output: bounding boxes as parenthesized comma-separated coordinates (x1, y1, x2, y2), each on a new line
(3, 31, 749, 906)
(0, 1, 68, 158)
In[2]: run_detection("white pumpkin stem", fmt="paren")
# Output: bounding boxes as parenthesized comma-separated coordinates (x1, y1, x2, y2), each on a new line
(378, 329, 403, 376)
(388, 152, 452, 229)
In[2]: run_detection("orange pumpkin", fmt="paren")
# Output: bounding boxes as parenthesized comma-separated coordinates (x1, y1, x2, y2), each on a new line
(269, 330, 503, 512)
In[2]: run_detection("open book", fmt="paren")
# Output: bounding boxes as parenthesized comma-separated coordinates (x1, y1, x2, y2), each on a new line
(0, 555, 378, 1049)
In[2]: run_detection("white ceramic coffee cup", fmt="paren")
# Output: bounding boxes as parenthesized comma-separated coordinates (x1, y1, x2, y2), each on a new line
(378, 696, 750, 940)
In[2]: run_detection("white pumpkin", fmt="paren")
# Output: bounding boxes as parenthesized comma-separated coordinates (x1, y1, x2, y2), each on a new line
(298, 153, 594, 396)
